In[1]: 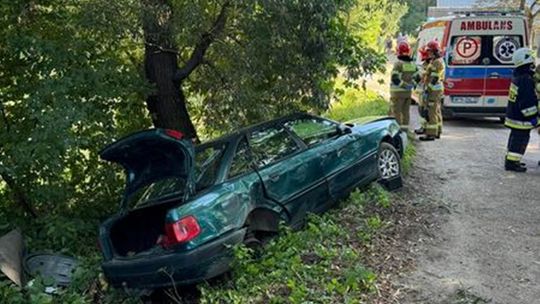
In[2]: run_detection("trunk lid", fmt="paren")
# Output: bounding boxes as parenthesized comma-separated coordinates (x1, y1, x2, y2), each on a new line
(100, 129, 195, 210)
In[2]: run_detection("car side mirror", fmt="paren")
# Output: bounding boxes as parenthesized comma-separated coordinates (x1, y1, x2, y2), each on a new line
(337, 124, 352, 136)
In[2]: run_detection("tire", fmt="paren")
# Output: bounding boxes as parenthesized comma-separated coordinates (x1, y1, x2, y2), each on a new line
(377, 142, 401, 181)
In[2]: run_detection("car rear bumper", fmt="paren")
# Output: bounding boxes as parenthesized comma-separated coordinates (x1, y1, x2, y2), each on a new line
(102, 228, 246, 292)
(443, 106, 506, 118)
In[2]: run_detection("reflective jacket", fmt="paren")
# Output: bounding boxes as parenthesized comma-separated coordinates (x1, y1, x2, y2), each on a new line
(505, 66, 539, 130)
(390, 57, 419, 98)
(425, 57, 445, 93)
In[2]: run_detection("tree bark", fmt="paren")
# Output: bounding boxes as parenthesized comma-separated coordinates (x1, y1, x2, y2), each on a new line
(142, 0, 198, 139)
(142, 0, 230, 141)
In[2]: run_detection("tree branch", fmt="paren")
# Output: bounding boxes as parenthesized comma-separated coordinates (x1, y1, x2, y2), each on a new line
(175, 1, 231, 82)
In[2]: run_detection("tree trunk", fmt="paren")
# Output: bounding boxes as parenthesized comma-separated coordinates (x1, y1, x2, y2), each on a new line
(144, 49, 198, 139)
(142, 0, 198, 140)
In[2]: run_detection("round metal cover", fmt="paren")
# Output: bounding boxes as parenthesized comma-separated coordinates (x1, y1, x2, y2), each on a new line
(23, 253, 78, 287)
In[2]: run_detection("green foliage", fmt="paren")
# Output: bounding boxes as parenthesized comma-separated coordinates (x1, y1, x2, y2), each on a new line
(402, 138, 417, 174)
(399, 0, 436, 35)
(0, 1, 415, 303)
(326, 87, 390, 122)
(347, 0, 408, 51)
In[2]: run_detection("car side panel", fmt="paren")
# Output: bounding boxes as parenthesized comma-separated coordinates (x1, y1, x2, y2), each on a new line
(256, 149, 329, 226)
(168, 171, 269, 250)
(315, 133, 371, 200)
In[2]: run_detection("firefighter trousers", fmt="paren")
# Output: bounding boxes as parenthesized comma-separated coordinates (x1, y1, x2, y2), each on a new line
(390, 96, 411, 131)
(425, 91, 443, 137)
(506, 128, 531, 163)
(425, 101, 442, 137)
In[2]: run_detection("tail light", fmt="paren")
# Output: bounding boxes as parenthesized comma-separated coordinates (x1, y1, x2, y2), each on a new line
(159, 216, 201, 248)
(165, 129, 184, 140)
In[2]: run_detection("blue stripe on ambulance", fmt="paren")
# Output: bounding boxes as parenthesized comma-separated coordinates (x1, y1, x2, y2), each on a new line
(446, 67, 513, 79)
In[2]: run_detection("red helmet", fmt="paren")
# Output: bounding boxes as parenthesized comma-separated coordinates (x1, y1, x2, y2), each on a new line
(426, 40, 441, 53)
(396, 41, 411, 56)
(418, 46, 429, 61)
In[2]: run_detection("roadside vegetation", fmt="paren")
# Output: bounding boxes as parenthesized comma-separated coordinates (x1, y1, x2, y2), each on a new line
(0, 0, 417, 303)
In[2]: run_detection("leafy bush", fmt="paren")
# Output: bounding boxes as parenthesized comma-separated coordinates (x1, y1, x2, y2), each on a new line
(327, 88, 389, 122)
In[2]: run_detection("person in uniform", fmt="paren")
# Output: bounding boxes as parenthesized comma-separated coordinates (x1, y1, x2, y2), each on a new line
(414, 46, 430, 135)
(504, 47, 539, 172)
(419, 40, 445, 141)
(390, 41, 419, 131)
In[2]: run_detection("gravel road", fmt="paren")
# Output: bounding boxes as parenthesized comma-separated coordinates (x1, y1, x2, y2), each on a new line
(402, 108, 540, 304)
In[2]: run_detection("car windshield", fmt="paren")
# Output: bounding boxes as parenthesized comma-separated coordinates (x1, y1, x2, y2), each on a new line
(128, 143, 227, 208)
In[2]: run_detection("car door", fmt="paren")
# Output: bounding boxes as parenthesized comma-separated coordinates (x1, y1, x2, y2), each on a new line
(248, 124, 329, 226)
(286, 117, 369, 200)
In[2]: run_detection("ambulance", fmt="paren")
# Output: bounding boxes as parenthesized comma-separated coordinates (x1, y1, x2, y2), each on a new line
(417, 11, 529, 119)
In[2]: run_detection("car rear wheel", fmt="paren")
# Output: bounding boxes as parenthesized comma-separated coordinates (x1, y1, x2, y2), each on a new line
(377, 142, 401, 180)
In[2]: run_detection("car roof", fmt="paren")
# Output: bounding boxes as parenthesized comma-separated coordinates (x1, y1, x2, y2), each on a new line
(196, 112, 321, 149)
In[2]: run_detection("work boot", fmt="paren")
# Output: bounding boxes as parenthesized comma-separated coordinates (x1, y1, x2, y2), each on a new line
(505, 161, 527, 173)
(414, 128, 425, 135)
(419, 135, 435, 141)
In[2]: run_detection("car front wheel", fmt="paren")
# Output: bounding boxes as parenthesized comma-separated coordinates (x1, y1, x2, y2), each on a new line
(377, 142, 401, 180)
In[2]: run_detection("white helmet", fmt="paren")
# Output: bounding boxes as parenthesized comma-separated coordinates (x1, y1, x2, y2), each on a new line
(512, 47, 535, 67)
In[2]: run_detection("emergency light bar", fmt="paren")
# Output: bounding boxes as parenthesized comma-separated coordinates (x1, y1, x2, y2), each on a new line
(450, 10, 525, 17)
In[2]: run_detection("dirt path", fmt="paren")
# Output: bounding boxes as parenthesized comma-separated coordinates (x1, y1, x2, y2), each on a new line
(401, 109, 540, 304)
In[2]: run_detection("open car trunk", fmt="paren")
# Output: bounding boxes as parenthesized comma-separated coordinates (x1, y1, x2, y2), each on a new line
(109, 200, 180, 257)
(99, 129, 195, 258)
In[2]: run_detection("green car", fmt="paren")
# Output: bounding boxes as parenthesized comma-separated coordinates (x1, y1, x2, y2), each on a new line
(98, 113, 406, 292)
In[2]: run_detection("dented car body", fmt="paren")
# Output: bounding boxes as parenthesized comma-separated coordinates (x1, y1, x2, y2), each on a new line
(98, 113, 406, 292)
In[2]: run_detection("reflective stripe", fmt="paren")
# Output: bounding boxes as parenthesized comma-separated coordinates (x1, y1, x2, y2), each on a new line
(521, 106, 538, 117)
(508, 84, 518, 103)
(390, 86, 412, 92)
(426, 124, 438, 130)
(429, 83, 444, 91)
(504, 118, 535, 130)
(403, 63, 417, 72)
(506, 152, 523, 161)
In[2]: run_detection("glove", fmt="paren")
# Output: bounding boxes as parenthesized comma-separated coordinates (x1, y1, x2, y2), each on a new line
(431, 76, 439, 85)
(391, 74, 401, 86)
(530, 117, 538, 127)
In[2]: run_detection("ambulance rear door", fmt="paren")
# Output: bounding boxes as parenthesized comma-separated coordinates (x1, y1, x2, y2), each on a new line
(445, 16, 528, 114)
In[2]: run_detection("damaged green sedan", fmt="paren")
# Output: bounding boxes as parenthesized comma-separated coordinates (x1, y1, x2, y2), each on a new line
(98, 113, 406, 292)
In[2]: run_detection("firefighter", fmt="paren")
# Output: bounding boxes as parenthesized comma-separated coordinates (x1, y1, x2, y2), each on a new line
(390, 41, 419, 131)
(419, 40, 445, 141)
(504, 47, 539, 172)
(414, 46, 430, 135)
